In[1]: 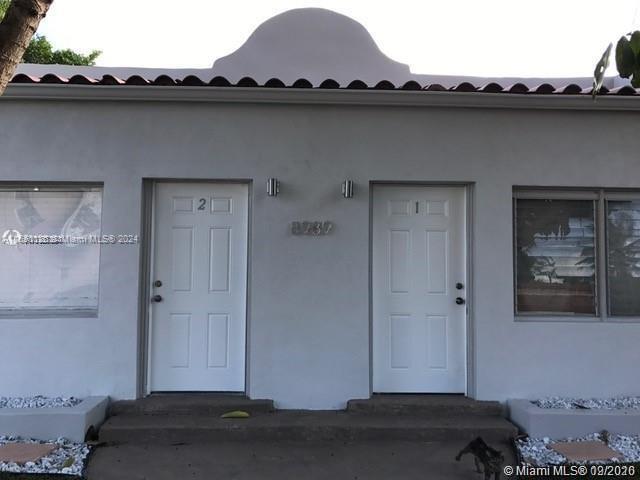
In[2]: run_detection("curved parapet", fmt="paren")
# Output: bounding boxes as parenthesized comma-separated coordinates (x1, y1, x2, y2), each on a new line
(212, 8, 412, 85)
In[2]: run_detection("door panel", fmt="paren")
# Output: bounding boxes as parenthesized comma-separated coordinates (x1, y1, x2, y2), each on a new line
(150, 183, 248, 392)
(373, 185, 466, 393)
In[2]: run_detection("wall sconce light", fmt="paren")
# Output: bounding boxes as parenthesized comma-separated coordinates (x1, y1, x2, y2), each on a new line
(341, 179, 354, 198)
(267, 178, 280, 197)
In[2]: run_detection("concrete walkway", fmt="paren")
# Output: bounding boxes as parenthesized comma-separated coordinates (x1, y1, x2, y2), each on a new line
(86, 440, 517, 479)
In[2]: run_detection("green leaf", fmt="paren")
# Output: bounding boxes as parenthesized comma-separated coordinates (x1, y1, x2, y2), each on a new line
(0, 0, 8, 19)
(220, 410, 250, 419)
(21, 35, 101, 66)
(631, 70, 640, 88)
(593, 43, 612, 97)
(23, 35, 54, 64)
(51, 48, 101, 66)
(616, 36, 636, 78)
(630, 31, 640, 56)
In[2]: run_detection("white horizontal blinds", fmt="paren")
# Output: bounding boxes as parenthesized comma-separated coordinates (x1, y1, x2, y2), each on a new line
(515, 199, 597, 315)
(607, 200, 640, 316)
(0, 189, 102, 312)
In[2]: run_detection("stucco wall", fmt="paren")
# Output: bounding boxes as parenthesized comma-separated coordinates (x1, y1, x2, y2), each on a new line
(0, 98, 638, 409)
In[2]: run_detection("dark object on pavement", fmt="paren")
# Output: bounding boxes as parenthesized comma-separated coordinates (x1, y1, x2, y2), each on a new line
(455, 436, 504, 480)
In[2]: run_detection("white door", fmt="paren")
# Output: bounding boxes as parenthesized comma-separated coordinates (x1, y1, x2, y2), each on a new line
(372, 185, 466, 393)
(149, 183, 248, 391)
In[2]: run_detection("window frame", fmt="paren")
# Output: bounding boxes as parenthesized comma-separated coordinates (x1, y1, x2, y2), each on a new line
(513, 188, 640, 323)
(0, 182, 103, 319)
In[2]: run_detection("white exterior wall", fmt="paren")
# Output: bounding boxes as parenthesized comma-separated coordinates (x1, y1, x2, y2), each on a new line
(0, 98, 639, 409)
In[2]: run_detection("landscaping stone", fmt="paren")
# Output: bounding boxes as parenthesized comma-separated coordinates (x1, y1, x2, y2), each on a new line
(550, 440, 623, 462)
(516, 432, 640, 465)
(0, 443, 55, 464)
(535, 396, 640, 410)
(0, 436, 89, 476)
(0, 397, 81, 410)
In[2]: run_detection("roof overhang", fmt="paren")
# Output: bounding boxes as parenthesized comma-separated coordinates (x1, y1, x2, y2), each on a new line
(3, 83, 640, 111)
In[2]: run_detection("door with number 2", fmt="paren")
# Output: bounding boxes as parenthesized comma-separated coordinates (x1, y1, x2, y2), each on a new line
(150, 182, 248, 392)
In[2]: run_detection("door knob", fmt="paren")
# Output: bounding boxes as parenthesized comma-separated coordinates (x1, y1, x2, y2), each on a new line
(153, 280, 162, 288)
(151, 295, 163, 303)
(456, 282, 464, 290)
(455, 297, 465, 305)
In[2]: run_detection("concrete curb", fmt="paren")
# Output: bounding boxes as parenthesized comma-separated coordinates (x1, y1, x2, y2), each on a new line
(508, 399, 640, 438)
(0, 396, 109, 442)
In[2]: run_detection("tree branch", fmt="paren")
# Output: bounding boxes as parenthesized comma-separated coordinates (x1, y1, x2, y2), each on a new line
(0, 0, 53, 95)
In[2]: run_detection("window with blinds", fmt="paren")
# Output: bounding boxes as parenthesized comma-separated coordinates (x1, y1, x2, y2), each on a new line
(0, 186, 102, 316)
(514, 190, 640, 319)
(515, 198, 597, 315)
(607, 200, 640, 316)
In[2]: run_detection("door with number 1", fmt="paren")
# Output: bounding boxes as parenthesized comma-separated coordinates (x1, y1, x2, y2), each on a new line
(372, 185, 467, 393)
(150, 183, 248, 391)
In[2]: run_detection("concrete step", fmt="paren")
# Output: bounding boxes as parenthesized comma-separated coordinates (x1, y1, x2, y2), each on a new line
(108, 394, 274, 417)
(99, 411, 517, 444)
(347, 395, 504, 417)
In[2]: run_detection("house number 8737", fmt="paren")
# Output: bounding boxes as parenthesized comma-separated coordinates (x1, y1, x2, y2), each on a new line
(291, 221, 334, 236)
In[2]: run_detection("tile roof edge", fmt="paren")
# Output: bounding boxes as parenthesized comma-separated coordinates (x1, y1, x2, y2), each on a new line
(3, 82, 640, 111)
(6, 74, 638, 96)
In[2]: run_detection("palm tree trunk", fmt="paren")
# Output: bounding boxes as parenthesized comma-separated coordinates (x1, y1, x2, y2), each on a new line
(0, 0, 53, 95)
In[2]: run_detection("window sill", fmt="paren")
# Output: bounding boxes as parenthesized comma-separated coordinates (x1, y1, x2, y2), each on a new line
(515, 315, 640, 323)
(0, 309, 98, 319)
(515, 315, 600, 323)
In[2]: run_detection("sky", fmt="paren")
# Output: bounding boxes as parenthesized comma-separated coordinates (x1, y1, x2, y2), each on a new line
(37, 0, 640, 78)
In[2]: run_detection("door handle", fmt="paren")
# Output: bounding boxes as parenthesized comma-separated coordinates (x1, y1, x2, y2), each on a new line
(151, 295, 163, 303)
(455, 297, 465, 305)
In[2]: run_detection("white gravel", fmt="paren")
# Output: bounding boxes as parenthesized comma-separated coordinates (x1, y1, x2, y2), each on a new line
(534, 396, 640, 410)
(517, 432, 640, 466)
(0, 436, 90, 476)
(0, 396, 81, 409)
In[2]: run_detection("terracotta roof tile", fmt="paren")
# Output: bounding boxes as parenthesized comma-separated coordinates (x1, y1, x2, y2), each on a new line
(479, 82, 504, 93)
(611, 85, 637, 95)
(40, 73, 67, 84)
(100, 74, 125, 85)
(374, 80, 395, 90)
(451, 82, 476, 92)
(124, 75, 150, 86)
(265, 77, 287, 88)
(346, 79, 367, 89)
(533, 83, 555, 94)
(400, 80, 421, 91)
(180, 75, 205, 86)
(507, 83, 529, 94)
(318, 78, 340, 89)
(209, 76, 231, 87)
(290, 78, 313, 88)
(236, 76, 259, 87)
(424, 83, 447, 91)
(11, 73, 39, 83)
(7, 74, 639, 97)
(153, 75, 176, 86)
(560, 84, 582, 94)
(68, 74, 97, 85)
